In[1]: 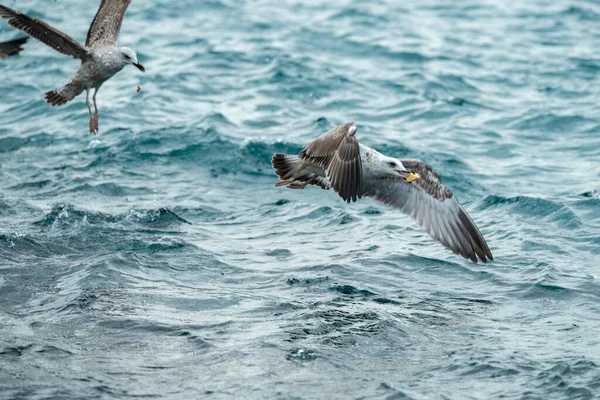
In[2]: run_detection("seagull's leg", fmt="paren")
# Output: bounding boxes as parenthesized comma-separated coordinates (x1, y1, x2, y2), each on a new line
(85, 89, 95, 134)
(275, 164, 308, 186)
(316, 177, 330, 190)
(91, 88, 99, 134)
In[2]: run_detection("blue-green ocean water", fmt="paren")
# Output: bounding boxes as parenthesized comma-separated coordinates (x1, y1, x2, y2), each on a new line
(1, 0, 600, 398)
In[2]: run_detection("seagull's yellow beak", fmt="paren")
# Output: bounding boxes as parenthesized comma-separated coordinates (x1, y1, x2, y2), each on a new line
(406, 172, 420, 183)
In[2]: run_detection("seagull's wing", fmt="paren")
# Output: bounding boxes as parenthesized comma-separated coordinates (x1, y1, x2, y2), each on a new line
(86, 0, 132, 48)
(0, 5, 88, 60)
(0, 36, 28, 59)
(299, 122, 363, 203)
(364, 159, 493, 263)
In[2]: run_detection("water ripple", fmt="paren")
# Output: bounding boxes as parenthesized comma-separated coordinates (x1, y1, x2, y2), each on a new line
(1, 0, 600, 398)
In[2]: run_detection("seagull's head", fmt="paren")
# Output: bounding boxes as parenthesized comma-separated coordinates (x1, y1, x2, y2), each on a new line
(379, 157, 420, 183)
(119, 47, 145, 72)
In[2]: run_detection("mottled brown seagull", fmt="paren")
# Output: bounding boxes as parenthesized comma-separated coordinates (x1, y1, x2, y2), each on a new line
(0, 36, 27, 59)
(0, 0, 144, 134)
(272, 122, 493, 263)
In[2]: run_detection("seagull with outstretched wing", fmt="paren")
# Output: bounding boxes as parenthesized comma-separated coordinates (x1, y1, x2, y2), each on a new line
(272, 122, 494, 263)
(0, 0, 144, 133)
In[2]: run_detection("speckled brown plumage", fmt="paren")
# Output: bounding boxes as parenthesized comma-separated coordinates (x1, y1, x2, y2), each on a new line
(272, 122, 493, 263)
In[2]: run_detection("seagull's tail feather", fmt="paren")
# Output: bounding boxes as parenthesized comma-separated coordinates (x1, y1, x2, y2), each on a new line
(45, 81, 84, 106)
(272, 153, 329, 190)
(272, 153, 303, 181)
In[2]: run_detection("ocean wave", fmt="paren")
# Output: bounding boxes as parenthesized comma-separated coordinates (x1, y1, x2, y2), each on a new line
(2, 0, 600, 397)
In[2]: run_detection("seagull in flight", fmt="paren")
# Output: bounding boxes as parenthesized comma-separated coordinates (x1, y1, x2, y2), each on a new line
(0, 0, 145, 134)
(272, 122, 494, 263)
(0, 36, 28, 59)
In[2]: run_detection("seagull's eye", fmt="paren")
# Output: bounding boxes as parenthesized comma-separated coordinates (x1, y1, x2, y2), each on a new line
(387, 161, 396, 168)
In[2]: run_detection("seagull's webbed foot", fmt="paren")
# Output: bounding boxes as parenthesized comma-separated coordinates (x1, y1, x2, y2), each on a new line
(89, 114, 99, 135)
(287, 183, 308, 189)
(275, 177, 296, 187)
